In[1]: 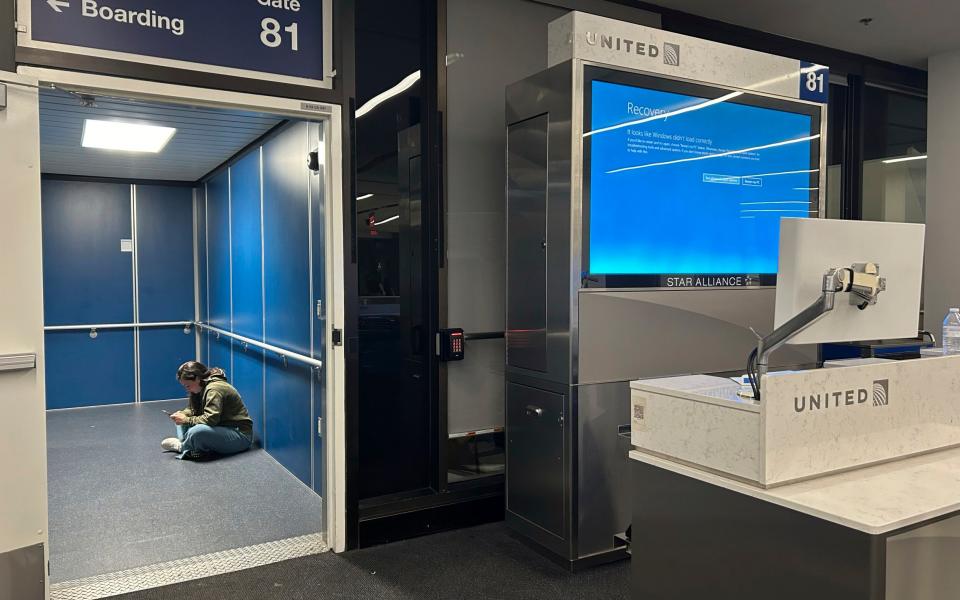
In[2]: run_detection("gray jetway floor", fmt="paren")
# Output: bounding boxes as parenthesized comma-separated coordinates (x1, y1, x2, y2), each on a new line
(46, 400, 323, 583)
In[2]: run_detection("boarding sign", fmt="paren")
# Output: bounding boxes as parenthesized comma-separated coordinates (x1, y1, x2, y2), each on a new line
(19, 0, 333, 88)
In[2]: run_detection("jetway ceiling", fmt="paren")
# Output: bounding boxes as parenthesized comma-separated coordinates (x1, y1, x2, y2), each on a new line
(39, 89, 283, 182)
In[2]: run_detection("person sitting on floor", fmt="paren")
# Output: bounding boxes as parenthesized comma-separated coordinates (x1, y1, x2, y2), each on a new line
(161, 361, 254, 460)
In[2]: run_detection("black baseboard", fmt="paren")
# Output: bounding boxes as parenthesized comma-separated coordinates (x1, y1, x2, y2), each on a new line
(357, 492, 504, 548)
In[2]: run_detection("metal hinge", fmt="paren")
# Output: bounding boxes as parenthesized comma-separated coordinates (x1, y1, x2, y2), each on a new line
(317, 417, 323, 438)
(332, 328, 343, 346)
(316, 299, 323, 319)
(15, 22, 27, 34)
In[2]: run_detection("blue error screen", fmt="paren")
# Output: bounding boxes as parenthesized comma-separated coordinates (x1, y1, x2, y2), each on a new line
(587, 79, 818, 276)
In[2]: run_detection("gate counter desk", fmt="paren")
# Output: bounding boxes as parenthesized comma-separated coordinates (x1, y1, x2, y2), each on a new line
(628, 360, 960, 600)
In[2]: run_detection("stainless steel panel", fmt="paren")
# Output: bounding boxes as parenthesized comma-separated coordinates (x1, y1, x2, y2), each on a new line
(0, 543, 44, 600)
(577, 289, 817, 384)
(569, 61, 586, 389)
(506, 64, 574, 386)
(887, 514, 960, 600)
(575, 382, 631, 556)
(553, 63, 578, 387)
(507, 114, 549, 372)
(505, 510, 569, 559)
(506, 382, 566, 538)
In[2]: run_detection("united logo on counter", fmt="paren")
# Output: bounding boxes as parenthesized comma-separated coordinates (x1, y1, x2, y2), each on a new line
(793, 380, 892, 414)
(794, 387, 867, 413)
(872, 379, 890, 407)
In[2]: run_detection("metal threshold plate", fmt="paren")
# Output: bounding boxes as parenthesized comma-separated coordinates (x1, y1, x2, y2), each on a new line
(50, 533, 327, 600)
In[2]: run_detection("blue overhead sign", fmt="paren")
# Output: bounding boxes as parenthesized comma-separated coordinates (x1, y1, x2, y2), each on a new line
(799, 61, 829, 103)
(24, 0, 331, 87)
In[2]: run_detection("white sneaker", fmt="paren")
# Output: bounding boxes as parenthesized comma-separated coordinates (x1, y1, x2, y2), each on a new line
(161, 437, 182, 453)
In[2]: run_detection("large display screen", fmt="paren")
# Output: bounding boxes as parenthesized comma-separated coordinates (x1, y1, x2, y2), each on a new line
(585, 70, 821, 285)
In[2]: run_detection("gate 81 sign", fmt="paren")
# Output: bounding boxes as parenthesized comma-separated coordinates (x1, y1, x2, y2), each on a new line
(799, 61, 829, 103)
(24, 0, 332, 88)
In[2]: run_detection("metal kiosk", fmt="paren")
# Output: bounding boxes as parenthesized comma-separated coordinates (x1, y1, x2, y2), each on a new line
(504, 11, 829, 569)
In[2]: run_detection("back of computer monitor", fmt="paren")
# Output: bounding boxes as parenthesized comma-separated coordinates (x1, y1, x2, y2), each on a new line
(775, 218, 925, 345)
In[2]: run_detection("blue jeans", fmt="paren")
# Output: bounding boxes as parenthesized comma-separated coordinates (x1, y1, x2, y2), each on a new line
(175, 424, 252, 459)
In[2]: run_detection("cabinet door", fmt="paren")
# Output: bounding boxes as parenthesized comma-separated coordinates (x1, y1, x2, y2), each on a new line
(506, 382, 565, 537)
(506, 114, 549, 372)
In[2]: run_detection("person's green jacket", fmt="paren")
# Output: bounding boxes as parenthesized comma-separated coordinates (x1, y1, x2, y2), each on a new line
(180, 375, 253, 436)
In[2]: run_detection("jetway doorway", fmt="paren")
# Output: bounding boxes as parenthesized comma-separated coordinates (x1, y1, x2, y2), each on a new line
(0, 67, 345, 599)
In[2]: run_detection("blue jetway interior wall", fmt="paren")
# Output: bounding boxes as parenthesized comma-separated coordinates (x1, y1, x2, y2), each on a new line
(41, 122, 324, 492)
(199, 121, 322, 490)
(42, 179, 194, 409)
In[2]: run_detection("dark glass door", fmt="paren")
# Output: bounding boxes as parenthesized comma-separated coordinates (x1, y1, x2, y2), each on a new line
(355, 0, 433, 501)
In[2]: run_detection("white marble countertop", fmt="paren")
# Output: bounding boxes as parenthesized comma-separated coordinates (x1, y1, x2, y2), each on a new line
(630, 447, 960, 535)
(630, 375, 759, 413)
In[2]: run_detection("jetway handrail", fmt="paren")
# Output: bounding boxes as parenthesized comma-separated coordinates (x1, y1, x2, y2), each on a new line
(195, 322, 323, 370)
(44, 321, 193, 331)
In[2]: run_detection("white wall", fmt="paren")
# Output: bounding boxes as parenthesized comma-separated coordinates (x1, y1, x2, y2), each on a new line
(922, 49, 960, 334)
(444, 0, 566, 434)
(862, 158, 926, 224)
(444, 0, 659, 435)
(0, 73, 48, 590)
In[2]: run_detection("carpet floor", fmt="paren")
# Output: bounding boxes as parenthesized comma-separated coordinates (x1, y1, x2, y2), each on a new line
(108, 522, 630, 600)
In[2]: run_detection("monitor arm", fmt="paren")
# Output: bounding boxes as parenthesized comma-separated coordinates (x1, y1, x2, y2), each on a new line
(752, 263, 885, 398)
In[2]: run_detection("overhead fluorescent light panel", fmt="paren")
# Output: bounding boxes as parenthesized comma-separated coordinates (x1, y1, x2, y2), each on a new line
(82, 119, 177, 153)
(375, 215, 399, 226)
(882, 155, 927, 164)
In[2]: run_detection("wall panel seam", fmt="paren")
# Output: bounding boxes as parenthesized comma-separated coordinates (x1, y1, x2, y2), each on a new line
(228, 168, 234, 379)
(308, 124, 316, 491)
(260, 145, 268, 450)
(131, 184, 141, 404)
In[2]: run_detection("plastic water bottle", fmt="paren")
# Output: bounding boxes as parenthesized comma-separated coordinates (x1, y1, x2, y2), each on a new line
(943, 308, 960, 355)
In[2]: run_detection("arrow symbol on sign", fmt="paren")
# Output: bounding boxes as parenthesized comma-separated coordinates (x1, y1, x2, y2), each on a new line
(47, 0, 70, 12)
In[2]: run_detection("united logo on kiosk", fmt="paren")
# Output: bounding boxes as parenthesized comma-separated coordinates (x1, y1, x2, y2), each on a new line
(872, 379, 890, 406)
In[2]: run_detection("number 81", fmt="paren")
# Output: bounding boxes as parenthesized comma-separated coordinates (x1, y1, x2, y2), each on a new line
(261, 18, 299, 51)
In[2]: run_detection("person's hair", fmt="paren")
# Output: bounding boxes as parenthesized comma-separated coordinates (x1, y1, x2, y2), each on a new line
(176, 361, 227, 384)
(177, 361, 226, 414)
